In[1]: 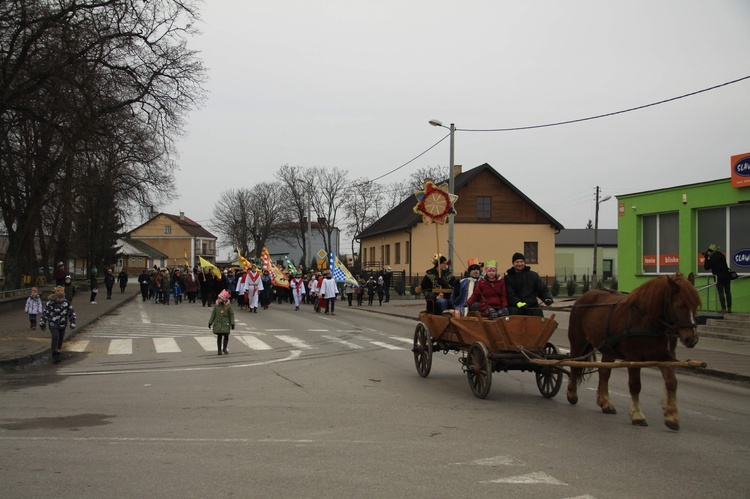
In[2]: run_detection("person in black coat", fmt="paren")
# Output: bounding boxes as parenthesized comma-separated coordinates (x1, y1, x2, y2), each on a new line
(704, 244, 732, 313)
(104, 269, 116, 300)
(504, 252, 552, 317)
(117, 269, 129, 293)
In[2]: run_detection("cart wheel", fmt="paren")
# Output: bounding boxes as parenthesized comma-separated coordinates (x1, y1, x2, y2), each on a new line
(413, 322, 433, 378)
(466, 342, 492, 399)
(536, 342, 563, 398)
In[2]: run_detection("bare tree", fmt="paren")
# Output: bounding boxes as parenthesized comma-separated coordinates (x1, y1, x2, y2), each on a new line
(276, 164, 315, 264)
(344, 179, 383, 258)
(0, 0, 205, 288)
(211, 184, 292, 258)
(310, 167, 349, 255)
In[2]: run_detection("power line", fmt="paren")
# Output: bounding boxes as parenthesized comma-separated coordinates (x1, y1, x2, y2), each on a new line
(458, 74, 750, 132)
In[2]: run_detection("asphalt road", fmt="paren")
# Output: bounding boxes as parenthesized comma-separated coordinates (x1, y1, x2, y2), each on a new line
(0, 299, 748, 498)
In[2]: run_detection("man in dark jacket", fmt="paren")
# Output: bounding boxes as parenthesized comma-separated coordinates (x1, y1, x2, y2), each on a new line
(704, 244, 732, 313)
(504, 252, 553, 317)
(420, 255, 456, 315)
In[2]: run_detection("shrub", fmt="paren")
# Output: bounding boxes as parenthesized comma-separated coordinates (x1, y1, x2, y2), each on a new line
(551, 279, 560, 297)
(582, 275, 590, 294)
(566, 279, 577, 296)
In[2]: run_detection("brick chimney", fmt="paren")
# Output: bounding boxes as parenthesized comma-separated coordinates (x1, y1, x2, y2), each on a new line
(179, 211, 185, 221)
(454, 165, 462, 176)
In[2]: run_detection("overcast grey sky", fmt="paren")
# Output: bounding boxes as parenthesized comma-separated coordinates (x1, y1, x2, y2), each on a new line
(163, 0, 750, 256)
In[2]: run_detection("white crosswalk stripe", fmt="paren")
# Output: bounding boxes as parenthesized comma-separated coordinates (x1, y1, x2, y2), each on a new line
(62, 330, 412, 356)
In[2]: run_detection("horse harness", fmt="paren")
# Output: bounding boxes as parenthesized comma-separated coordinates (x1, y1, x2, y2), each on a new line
(588, 294, 695, 356)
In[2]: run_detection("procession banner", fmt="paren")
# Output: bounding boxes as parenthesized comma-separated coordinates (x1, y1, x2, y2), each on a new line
(198, 256, 221, 279)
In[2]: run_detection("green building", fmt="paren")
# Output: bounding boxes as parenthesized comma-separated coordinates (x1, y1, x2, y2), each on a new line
(617, 178, 749, 313)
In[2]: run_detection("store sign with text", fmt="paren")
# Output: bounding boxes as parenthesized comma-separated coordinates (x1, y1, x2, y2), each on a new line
(731, 152, 750, 188)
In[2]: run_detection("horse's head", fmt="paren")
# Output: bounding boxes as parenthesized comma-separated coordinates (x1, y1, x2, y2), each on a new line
(633, 274, 701, 348)
(663, 274, 701, 348)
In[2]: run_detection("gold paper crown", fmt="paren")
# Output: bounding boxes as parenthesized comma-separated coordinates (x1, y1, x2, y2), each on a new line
(484, 259, 498, 269)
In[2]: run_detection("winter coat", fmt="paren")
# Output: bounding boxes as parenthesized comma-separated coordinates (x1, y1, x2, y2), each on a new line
(25, 296, 43, 315)
(117, 271, 128, 285)
(64, 282, 76, 302)
(104, 273, 115, 289)
(209, 302, 235, 334)
(184, 272, 198, 293)
(704, 251, 731, 282)
(420, 267, 456, 300)
(504, 266, 551, 308)
(465, 276, 508, 313)
(40, 299, 76, 329)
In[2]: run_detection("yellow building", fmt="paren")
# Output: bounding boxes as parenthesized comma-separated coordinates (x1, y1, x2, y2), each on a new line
(356, 163, 563, 282)
(127, 212, 217, 269)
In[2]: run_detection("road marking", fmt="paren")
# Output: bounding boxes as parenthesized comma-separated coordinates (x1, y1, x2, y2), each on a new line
(275, 335, 314, 349)
(237, 335, 272, 350)
(63, 341, 89, 353)
(266, 329, 291, 332)
(153, 337, 181, 353)
(59, 350, 303, 376)
(454, 455, 526, 466)
(369, 341, 407, 350)
(195, 336, 218, 351)
(482, 471, 567, 485)
(386, 335, 413, 344)
(321, 335, 364, 349)
(108, 339, 132, 355)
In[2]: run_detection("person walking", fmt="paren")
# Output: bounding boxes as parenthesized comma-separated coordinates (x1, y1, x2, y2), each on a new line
(260, 268, 273, 309)
(161, 269, 172, 305)
(53, 262, 67, 286)
(343, 281, 355, 306)
(138, 269, 150, 302)
(117, 269, 128, 293)
(290, 272, 306, 311)
(40, 286, 76, 363)
(24, 287, 43, 330)
(199, 269, 212, 307)
(242, 265, 263, 313)
(208, 289, 235, 355)
(89, 269, 99, 304)
(504, 252, 553, 317)
(704, 244, 733, 313)
(365, 277, 377, 306)
(382, 267, 392, 303)
(356, 276, 365, 306)
(104, 268, 115, 300)
(63, 274, 77, 304)
(184, 267, 199, 304)
(320, 270, 338, 315)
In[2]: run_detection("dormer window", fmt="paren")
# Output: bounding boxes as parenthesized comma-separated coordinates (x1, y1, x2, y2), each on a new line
(164, 225, 172, 234)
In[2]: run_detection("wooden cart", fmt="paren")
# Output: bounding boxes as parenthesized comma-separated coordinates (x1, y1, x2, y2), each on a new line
(412, 311, 566, 399)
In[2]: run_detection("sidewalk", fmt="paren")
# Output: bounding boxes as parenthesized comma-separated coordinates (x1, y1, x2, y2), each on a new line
(1, 289, 748, 384)
(0, 284, 139, 368)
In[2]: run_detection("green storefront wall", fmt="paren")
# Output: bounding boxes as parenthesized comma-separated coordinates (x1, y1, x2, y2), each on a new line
(617, 178, 750, 313)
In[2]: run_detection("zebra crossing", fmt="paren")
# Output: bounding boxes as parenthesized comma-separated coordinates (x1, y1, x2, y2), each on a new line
(62, 328, 411, 356)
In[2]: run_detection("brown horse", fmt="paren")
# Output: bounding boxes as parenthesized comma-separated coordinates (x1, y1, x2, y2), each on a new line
(566, 274, 701, 431)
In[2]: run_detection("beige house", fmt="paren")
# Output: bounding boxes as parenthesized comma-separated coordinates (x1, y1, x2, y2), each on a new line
(127, 212, 217, 269)
(356, 163, 563, 281)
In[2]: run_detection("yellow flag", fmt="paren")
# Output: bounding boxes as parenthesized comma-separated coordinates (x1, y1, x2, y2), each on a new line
(199, 256, 221, 279)
(184, 250, 190, 267)
(237, 250, 252, 270)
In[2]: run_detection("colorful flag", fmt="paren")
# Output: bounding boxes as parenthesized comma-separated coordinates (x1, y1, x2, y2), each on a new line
(283, 255, 297, 273)
(237, 250, 252, 270)
(260, 246, 289, 288)
(329, 251, 357, 285)
(198, 256, 221, 279)
(184, 250, 190, 268)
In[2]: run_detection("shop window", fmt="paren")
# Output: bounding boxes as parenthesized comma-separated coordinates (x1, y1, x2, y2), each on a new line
(698, 204, 750, 273)
(641, 212, 679, 274)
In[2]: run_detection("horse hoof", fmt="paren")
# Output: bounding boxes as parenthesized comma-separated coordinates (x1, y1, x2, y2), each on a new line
(601, 407, 617, 415)
(566, 394, 578, 405)
(631, 419, 648, 427)
(665, 420, 680, 431)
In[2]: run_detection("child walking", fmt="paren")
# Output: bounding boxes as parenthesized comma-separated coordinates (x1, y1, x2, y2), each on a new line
(208, 289, 235, 355)
(24, 287, 43, 329)
(40, 286, 76, 363)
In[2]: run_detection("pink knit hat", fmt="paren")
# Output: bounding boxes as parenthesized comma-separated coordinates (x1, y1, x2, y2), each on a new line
(216, 289, 231, 305)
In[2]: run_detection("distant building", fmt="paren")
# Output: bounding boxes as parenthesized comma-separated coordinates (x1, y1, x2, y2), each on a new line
(555, 228, 618, 282)
(126, 212, 217, 269)
(356, 163, 563, 280)
(115, 238, 169, 273)
(263, 221, 341, 270)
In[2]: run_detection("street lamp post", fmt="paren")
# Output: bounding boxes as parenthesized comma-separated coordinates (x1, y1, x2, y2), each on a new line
(428, 119, 455, 266)
(306, 184, 312, 273)
(592, 185, 611, 289)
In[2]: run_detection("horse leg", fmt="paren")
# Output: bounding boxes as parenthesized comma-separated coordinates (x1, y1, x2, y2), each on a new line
(596, 357, 617, 414)
(660, 366, 680, 431)
(566, 366, 580, 405)
(627, 367, 648, 426)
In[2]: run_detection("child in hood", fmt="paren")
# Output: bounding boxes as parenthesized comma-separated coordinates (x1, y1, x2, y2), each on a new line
(209, 289, 235, 355)
(24, 287, 43, 329)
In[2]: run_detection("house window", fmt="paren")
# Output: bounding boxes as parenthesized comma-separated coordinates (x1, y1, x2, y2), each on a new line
(405, 241, 410, 264)
(138, 257, 143, 267)
(697, 204, 750, 273)
(385, 244, 390, 265)
(395, 242, 401, 264)
(523, 242, 538, 264)
(369, 247, 375, 264)
(477, 196, 491, 219)
(641, 212, 679, 274)
(164, 225, 172, 234)
(131, 257, 136, 267)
